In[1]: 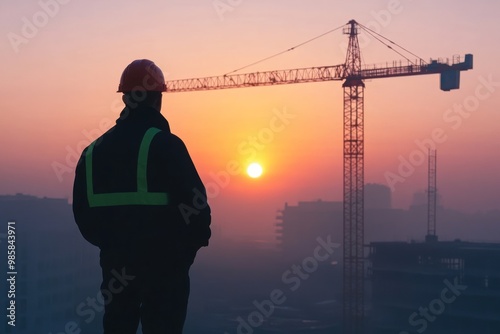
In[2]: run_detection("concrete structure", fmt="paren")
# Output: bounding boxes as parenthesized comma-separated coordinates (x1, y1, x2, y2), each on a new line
(274, 187, 500, 333)
(275, 184, 400, 257)
(276, 200, 343, 260)
(368, 240, 500, 334)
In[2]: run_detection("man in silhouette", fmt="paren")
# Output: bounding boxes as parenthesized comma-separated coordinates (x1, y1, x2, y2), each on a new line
(73, 59, 211, 334)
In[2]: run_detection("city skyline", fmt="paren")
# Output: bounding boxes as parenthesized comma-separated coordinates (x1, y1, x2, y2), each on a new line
(1, 192, 499, 333)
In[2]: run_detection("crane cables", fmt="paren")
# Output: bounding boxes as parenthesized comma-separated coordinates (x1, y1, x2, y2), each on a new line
(356, 22, 426, 65)
(224, 23, 346, 76)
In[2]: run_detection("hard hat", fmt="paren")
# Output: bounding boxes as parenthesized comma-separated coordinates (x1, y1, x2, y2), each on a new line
(117, 59, 167, 93)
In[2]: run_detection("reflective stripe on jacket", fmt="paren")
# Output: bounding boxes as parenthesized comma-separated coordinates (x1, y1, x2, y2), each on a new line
(85, 127, 169, 207)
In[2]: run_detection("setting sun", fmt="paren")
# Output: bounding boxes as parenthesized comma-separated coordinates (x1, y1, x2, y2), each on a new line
(247, 163, 263, 178)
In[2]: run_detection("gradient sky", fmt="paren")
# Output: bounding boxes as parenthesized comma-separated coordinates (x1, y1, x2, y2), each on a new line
(1, 0, 499, 239)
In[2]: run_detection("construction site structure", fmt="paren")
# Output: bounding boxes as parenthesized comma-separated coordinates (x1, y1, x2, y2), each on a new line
(165, 20, 473, 334)
(426, 149, 438, 243)
(369, 240, 500, 334)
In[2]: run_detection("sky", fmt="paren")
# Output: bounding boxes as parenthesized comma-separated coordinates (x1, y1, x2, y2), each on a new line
(1, 0, 499, 240)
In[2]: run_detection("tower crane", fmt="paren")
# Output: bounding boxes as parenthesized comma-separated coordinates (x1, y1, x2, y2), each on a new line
(165, 19, 473, 334)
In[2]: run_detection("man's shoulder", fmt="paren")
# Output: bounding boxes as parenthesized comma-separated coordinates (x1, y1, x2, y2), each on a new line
(153, 130, 186, 148)
(82, 125, 118, 151)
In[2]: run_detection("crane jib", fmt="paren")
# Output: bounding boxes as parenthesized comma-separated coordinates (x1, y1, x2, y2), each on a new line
(165, 54, 472, 93)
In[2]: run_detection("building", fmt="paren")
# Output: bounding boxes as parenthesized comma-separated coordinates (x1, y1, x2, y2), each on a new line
(0, 194, 101, 334)
(276, 200, 343, 259)
(274, 182, 500, 333)
(275, 184, 402, 257)
(365, 183, 392, 210)
(368, 240, 500, 334)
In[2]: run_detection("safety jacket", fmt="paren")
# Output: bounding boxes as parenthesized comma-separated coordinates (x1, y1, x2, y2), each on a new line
(72, 106, 211, 259)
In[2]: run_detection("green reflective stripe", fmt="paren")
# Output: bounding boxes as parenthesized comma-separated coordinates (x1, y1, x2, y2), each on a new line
(85, 127, 169, 207)
(85, 141, 97, 205)
(137, 127, 161, 193)
(87, 192, 168, 207)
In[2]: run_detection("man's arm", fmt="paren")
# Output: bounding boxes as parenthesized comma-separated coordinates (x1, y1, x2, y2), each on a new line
(72, 153, 102, 247)
(161, 134, 212, 250)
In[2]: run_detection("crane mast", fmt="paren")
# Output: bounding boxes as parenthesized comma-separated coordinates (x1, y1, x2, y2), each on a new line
(165, 20, 473, 334)
(342, 19, 365, 334)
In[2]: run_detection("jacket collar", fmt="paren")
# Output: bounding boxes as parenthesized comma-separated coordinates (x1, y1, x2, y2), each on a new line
(116, 106, 170, 132)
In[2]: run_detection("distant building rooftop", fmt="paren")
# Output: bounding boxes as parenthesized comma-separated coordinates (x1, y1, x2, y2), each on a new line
(369, 240, 500, 334)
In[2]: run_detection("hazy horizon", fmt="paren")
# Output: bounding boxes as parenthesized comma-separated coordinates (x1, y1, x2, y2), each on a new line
(1, 193, 499, 334)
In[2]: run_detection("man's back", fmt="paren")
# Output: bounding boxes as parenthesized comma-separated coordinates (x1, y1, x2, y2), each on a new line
(73, 106, 210, 257)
